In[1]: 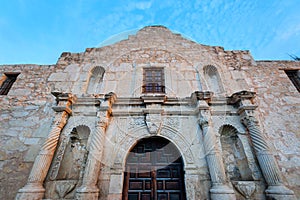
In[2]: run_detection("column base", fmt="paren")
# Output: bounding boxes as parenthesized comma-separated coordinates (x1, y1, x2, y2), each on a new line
(75, 185, 99, 200)
(15, 183, 45, 200)
(266, 185, 296, 200)
(210, 184, 236, 200)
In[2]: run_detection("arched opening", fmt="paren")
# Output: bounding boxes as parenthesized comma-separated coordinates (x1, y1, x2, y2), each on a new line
(203, 65, 224, 95)
(122, 136, 186, 200)
(56, 125, 90, 181)
(87, 66, 105, 94)
(219, 125, 253, 181)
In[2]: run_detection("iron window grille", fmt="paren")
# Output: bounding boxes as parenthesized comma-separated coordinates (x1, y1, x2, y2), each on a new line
(142, 67, 165, 93)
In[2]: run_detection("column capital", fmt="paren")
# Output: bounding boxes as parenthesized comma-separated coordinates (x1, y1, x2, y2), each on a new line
(198, 110, 211, 128)
(240, 115, 258, 127)
(227, 90, 255, 105)
(51, 92, 76, 114)
(192, 91, 213, 101)
(198, 115, 209, 128)
(53, 111, 69, 129)
(97, 110, 109, 128)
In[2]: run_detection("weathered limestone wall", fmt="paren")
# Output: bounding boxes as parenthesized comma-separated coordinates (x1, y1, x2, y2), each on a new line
(243, 61, 300, 197)
(53, 26, 255, 97)
(0, 65, 55, 199)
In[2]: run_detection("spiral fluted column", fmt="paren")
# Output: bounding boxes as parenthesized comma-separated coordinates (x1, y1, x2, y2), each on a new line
(16, 97, 72, 200)
(241, 115, 295, 200)
(199, 112, 236, 200)
(75, 110, 109, 200)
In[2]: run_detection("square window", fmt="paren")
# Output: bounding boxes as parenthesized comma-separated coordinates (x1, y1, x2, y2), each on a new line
(143, 68, 165, 93)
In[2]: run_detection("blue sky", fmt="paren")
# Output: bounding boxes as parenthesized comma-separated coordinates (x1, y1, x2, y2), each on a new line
(0, 0, 299, 64)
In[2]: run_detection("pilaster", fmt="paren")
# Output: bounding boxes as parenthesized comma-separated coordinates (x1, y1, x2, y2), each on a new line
(229, 91, 296, 200)
(16, 92, 75, 200)
(75, 93, 116, 200)
(196, 91, 236, 200)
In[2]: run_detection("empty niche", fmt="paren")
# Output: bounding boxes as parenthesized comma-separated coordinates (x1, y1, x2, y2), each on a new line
(203, 65, 224, 95)
(87, 66, 105, 94)
(56, 125, 90, 181)
(219, 125, 253, 181)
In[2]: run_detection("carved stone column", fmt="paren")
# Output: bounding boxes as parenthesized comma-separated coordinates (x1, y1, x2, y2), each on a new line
(229, 91, 296, 200)
(76, 93, 115, 200)
(16, 93, 74, 200)
(198, 110, 236, 200)
(241, 115, 296, 200)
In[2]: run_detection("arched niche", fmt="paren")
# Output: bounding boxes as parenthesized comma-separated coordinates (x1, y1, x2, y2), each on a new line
(56, 125, 90, 181)
(87, 66, 105, 94)
(45, 125, 91, 199)
(203, 65, 224, 95)
(219, 125, 253, 181)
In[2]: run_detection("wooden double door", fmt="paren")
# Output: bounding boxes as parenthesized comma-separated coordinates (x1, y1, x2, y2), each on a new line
(122, 137, 186, 200)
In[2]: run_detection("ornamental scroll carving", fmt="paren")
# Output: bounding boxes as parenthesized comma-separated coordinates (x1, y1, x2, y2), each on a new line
(128, 117, 145, 130)
(163, 117, 180, 130)
(113, 126, 195, 168)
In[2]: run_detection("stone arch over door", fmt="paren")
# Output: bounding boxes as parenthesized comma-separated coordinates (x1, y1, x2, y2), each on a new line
(112, 126, 195, 168)
(106, 126, 197, 199)
(122, 136, 187, 200)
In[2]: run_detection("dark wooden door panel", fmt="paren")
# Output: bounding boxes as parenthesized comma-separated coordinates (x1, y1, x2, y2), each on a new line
(123, 137, 186, 200)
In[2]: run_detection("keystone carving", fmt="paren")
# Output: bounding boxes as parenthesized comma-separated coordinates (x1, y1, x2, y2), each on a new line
(145, 113, 162, 134)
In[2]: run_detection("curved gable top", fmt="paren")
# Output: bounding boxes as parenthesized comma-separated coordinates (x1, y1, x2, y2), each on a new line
(97, 26, 198, 48)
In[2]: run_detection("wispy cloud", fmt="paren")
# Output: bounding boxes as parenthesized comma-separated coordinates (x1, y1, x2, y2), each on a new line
(124, 1, 152, 11)
(1, 0, 300, 63)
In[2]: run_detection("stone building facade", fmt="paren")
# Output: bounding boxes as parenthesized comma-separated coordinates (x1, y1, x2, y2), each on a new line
(0, 26, 299, 200)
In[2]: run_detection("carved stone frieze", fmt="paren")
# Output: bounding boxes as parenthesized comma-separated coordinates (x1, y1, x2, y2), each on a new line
(160, 127, 194, 164)
(128, 116, 145, 130)
(163, 117, 180, 130)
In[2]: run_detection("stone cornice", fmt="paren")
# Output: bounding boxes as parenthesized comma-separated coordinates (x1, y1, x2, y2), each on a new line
(141, 94, 167, 103)
(51, 92, 76, 114)
(192, 91, 213, 101)
(227, 90, 256, 105)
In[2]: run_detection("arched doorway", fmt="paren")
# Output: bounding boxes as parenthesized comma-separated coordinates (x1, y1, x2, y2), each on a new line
(122, 136, 186, 200)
